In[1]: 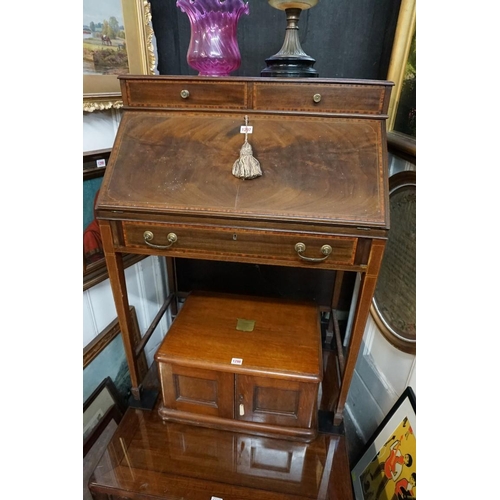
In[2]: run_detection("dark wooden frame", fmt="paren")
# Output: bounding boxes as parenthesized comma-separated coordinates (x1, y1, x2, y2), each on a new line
(387, 131, 415, 165)
(83, 377, 125, 457)
(370, 170, 416, 354)
(84, 149, 145, 291)
(351, 387, 416, 499)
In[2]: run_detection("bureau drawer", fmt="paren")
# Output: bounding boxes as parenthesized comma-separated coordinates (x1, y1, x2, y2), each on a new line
(122, 221, 357, 268)
(253, 82, 386, 114)
(122, 78, 248, 109)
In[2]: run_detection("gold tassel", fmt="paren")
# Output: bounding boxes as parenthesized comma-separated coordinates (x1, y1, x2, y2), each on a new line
(232, 116, 262, 180)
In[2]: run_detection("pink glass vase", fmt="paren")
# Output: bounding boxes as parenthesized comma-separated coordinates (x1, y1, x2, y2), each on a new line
(177, 0, 249, 77)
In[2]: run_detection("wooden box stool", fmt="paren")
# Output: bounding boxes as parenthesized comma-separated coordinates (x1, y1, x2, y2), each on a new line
(155, 291, 323, 441)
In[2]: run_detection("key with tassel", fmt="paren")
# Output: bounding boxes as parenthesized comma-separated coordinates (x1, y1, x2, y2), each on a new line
(232, 115, 262, 180)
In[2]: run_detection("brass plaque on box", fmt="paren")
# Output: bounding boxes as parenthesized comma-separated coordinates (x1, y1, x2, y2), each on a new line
(236, 318, 256, 332)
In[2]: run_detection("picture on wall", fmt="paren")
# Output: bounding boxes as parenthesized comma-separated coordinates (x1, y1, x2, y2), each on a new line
(83, 307, 147, 406)
(83, 376, 124, 449)
(83, 0, 156, 111)
(83, 166, 105, 267)
(83, 150, 146, 289)
(83, 377, 124, 500)
(351, 387, 416, 500)
(83, 0, 129, 76)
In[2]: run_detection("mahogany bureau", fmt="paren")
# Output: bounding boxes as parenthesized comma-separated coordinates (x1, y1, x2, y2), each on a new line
(96, 75, 392, 426)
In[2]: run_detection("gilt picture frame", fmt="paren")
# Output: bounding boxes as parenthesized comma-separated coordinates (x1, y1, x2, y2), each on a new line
(351, 387, 416, 500)
(83, 0, 156, 112)
(386, 0, 416, 136)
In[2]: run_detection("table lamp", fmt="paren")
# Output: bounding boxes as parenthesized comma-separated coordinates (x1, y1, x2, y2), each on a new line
(261, 0, 319, 77)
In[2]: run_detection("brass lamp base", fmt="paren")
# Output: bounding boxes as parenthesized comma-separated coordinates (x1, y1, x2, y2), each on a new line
(261, 4, 319, 78)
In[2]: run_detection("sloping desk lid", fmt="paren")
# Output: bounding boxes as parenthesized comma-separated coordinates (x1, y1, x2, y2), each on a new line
(97, 79, 390, 230)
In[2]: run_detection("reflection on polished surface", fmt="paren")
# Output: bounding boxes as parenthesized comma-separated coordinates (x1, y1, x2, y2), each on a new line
(89, 402, 353, 499)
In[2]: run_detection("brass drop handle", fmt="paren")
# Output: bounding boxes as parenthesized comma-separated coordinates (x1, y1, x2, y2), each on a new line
(294, 242, 332, 262)
(143, 231, 178, 249)
(180, 89, 190, 99)
(313, 93, 322, 103)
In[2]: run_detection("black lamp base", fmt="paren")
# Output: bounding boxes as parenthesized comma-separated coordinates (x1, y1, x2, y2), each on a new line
(261, 8, 319, 78)
(261, 55, 318, 78)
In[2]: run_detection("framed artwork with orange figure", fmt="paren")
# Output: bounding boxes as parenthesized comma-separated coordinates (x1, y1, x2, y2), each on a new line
(352, 387, 416, 500)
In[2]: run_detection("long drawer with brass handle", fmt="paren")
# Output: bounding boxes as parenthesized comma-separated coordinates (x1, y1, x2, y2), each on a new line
(122, 221, 358, 269)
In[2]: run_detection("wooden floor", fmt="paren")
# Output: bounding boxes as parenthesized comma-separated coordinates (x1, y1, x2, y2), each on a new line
(88, 359, 355, 500)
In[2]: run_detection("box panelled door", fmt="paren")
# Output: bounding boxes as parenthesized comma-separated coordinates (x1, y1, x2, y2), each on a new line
(160, 363, 234, 418)
(235, 374, 317, 428)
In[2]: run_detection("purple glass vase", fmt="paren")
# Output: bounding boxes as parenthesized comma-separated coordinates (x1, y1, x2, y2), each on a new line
(177, 0, 249, 77)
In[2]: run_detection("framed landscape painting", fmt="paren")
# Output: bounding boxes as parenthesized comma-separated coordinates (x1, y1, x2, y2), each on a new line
(352, 387, 416, 500)
(83, 0, 156, 111)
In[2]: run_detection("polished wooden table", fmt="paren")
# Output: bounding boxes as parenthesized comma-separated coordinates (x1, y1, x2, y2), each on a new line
(88, 399, 354, 500)
(96, 75, 392, 426)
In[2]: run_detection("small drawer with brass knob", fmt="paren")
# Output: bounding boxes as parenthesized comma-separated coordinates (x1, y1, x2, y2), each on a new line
(122, 79, 248, 108)
(253, 82, 387, 114)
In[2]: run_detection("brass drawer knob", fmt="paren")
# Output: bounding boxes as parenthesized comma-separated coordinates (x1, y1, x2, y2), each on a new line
(180, 89, 190, 99)
(294, 242, 332, 262)
(313, 93, 322, 103)
(143, 231, 178, 249)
